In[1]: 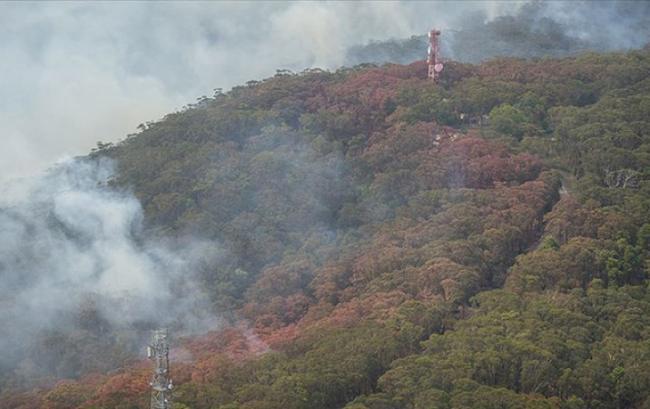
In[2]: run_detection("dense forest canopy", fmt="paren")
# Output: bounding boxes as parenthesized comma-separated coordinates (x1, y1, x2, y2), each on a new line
(3, 44, 650, 409)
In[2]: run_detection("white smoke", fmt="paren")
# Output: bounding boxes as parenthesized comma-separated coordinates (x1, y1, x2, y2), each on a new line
(3, 1, 645, 183)
(0, 158, 219, 373)
(541, 1, 650, 50)
(0, 1, 515, 182)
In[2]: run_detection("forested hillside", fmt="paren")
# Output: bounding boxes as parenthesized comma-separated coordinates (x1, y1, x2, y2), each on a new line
(4, 47, 650, 409)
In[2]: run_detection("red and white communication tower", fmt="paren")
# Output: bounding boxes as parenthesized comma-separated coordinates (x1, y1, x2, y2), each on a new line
(427, 29, 444, 82)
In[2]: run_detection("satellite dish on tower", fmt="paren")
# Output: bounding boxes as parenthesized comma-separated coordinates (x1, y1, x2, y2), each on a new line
(434, 63, 444, 73)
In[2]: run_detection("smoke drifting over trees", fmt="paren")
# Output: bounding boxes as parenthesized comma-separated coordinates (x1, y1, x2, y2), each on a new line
(7, 45, 650, 406)
(0, 113, 351, 385)
(0, 1, 479, 182)
(2, 1, 650, 406)
(0, 159, 218, 383)
(2, 1, 648, 183)
(346, 1, 650, 65)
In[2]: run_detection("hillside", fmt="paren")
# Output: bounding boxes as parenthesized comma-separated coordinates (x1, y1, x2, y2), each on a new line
(4, 48, 650, 409)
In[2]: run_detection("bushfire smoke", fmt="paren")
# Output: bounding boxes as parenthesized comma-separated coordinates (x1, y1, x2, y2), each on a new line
(0, 158, 219, 383)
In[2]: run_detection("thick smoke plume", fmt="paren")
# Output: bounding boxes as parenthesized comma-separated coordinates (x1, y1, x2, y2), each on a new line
(0, 1, 502, 181)
(0, 158, 218, 383)
(3, 2, 648, 182)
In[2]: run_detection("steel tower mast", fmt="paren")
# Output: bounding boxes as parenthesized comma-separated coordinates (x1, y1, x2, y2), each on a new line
(427, 28, 444, 82)
(148, 329, 173, 409)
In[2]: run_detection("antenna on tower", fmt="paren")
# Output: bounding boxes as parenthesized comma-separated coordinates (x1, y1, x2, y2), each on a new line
(148, 329, 173, 409)
(427, 29, 444, 82)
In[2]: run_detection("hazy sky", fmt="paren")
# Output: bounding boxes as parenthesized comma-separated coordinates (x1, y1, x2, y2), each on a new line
(0, 1, 520, 181)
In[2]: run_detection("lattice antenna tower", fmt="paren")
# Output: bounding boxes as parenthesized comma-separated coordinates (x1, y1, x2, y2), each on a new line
(427, 29, 444, 82)
(148, 329, 173, 409)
